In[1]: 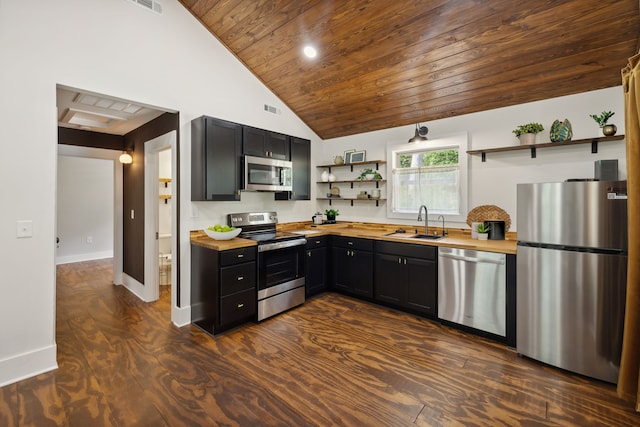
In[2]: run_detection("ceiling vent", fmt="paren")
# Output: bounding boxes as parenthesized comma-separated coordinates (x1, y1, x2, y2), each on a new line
(126, 0, 163, 15)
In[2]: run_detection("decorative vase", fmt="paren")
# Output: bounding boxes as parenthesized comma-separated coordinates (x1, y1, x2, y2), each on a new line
(365, 173, 375, 180)
(334, 155, 344, 165)
(326, 213, 336, 221)
(328, 173, 336, 182)
(550, 119, 573, 142)
(602, 124, 617, 136)
(321, 170, 330, 182)
(518, 133, 536, 145)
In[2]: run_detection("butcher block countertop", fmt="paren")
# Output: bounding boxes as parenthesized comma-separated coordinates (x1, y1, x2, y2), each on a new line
(191, 221, 517, 254)
(190, 230, 257, 251)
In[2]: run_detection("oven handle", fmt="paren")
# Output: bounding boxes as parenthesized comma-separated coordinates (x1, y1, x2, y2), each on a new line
(258, 238, 307, 252)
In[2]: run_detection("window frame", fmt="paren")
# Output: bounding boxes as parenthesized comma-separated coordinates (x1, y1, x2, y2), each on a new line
(385, 132, 468, 223)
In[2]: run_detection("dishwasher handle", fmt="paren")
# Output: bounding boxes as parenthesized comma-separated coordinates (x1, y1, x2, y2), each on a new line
(439, 252, 505, 265)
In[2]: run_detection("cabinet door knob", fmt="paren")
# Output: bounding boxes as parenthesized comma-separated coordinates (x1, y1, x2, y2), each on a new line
(307, 251, 311, 257)
(398, 258, 402, 264)
(237, 303, 244, 309)
(237, 276, 244, 281)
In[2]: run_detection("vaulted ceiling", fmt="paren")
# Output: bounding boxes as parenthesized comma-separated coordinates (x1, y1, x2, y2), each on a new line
(179, 0, 640, 140)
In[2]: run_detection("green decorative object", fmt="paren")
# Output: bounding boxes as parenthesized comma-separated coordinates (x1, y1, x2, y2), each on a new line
(550, 119, 573, 142)
(324, 208, 339, 221)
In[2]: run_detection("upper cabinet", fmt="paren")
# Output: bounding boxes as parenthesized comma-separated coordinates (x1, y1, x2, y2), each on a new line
(276, 136, 311, 201)
(191, 116, 242, 201)
(243, 126, 290, 160)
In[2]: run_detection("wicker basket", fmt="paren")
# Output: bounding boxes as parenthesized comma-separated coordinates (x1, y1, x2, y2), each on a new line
(466, 205, 511, 231)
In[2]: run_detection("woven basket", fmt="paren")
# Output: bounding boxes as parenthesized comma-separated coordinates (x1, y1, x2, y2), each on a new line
(466, 205, 511, 231)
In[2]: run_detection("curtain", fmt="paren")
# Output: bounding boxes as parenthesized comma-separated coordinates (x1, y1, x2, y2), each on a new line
(619, 54, 640, 412)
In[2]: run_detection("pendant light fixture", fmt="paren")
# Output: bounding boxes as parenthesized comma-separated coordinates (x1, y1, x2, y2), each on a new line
(408, 123, 429, 142)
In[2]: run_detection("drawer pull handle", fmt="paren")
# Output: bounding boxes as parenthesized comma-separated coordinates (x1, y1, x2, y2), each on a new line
(347, 241, 354, 245)
(237, 276, 244, 281)
(237, 303, 244, 308)
(237, 254, 244, 258)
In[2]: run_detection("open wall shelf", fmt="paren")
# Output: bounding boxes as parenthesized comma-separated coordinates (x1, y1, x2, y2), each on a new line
(467, 135, 624, 162)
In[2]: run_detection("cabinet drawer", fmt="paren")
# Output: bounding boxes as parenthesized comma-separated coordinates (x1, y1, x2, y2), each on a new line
(305, 235, 328, 248)
(221, 247, 256, 266)
(332, 236, 373, 251)
(220, 263, 256, 296)
(375, 241, 437, 260)
(220, 289, 256, 325)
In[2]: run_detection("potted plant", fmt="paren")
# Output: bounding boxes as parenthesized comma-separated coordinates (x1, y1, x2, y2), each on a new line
(357, 168, 383, 181)
(513, 122, 544, 145)
(476, 223, 490, 240)
(324, 208, 339, 222)
(590, 111, 617, 136)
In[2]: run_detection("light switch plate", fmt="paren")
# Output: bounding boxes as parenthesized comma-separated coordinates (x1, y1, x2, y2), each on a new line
(17, 220, 33, 238)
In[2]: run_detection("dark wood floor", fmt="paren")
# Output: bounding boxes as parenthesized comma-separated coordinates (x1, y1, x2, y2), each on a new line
(1, 258, 638, 426)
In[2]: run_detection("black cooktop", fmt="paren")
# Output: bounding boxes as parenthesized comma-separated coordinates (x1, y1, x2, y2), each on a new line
(240, 230, 301, 244)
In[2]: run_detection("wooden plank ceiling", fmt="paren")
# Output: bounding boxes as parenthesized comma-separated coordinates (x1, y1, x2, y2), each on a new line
(179, 0, 640, 140)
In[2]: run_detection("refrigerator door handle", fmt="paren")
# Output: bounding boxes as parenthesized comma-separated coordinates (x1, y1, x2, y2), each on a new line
(438, 252, 505, 265)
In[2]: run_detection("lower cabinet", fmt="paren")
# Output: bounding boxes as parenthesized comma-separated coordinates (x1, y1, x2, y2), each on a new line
(191, 244, 257, 335)
(305, 235, 328, 297)
(374, 241, 437, 316)
(331, 236, 373, 298)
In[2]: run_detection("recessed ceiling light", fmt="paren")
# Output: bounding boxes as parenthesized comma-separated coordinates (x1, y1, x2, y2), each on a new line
(303, 45, 317, 58)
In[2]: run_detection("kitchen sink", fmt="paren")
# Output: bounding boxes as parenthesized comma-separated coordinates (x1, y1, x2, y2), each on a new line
(384, 232, 444, 240)
(409, 234, 444, 240)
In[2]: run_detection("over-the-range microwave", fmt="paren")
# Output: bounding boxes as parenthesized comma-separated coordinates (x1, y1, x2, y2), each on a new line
(243, 155, 292, 192)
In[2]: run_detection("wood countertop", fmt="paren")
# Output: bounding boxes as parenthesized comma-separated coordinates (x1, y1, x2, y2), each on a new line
(190, 222, 517, 254)
(278, 221, 517, 254)
(190, 230, 257, 251)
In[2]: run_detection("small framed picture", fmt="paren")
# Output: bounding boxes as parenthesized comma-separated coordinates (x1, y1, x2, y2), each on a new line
(344, 149, 355, 164)
(350, 150, 366, 163)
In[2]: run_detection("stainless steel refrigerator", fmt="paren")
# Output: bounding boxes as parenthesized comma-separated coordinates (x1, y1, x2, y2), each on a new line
(516, 180, 628, 383)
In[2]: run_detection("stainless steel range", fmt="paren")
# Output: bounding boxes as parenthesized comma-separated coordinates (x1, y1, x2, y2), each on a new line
(228, 212, 306, 321)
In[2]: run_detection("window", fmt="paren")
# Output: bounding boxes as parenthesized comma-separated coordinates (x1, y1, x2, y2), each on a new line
(386, 133, 468, 221)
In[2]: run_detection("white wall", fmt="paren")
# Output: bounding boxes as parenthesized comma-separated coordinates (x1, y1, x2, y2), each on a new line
(0, 0, 628, 387)
(0, 0, 318, 387)
(56, 156, 114, 264)
(320, 87, 626, 230)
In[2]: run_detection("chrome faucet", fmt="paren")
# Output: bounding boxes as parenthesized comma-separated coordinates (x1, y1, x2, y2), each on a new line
(417, 205, 428, 235)
(437, 215, 446, 236)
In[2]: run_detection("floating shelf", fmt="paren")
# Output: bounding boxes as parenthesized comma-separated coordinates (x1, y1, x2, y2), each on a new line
(316, 197, 386, 207)
(317, 160, 386, 172)
(467, 135, 624, 162)
(317, 179, 386, 189)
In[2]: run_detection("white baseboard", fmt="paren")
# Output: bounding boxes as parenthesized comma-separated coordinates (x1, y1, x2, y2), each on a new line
(0, 345, 58, 388)
(172, 304, 191, 327)
(56, 251, 113, 265)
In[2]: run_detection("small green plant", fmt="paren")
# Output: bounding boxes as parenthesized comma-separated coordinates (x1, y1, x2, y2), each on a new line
(476, 223, 491, 234)
(513, 122, 544, 137)
(358, 168, 383, 180)
(325, 208, 339, 217)
(590, 111, 615, 127)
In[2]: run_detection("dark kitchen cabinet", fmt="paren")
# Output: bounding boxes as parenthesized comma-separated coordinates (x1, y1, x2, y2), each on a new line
(275, 136, 311, 200)
(374, 241, 437, 316)
(243, 126, 290, 160)
(191, 244, 257, 335)
(332, 236, 373, 298)
(305, 235, 328, 297)
(191, 116, 242, 201)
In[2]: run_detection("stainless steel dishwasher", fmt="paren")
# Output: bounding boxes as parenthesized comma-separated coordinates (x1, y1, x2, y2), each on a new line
(438, 247, 506, 338)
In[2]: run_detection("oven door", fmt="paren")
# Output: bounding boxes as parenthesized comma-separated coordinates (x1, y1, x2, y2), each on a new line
(244, 155, 292, 192)
(256, 239, 306, 320)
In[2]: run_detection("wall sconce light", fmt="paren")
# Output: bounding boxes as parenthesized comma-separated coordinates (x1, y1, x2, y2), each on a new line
(119, 151, 133, 164)
(408, 123, 428, 142)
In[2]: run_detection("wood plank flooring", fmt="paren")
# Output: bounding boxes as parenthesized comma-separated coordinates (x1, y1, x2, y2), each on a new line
(1, 258, 638, 426)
